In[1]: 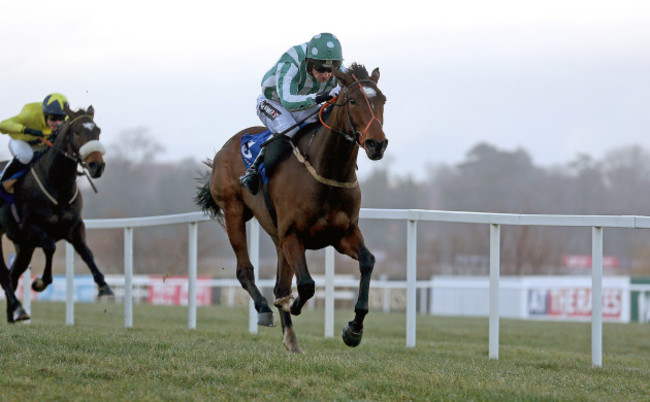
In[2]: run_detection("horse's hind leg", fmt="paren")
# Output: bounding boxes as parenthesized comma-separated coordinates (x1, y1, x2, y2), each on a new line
(70, 222, 113, 297)
(224, 205, 274, 326)
(337, 228, 375, 347)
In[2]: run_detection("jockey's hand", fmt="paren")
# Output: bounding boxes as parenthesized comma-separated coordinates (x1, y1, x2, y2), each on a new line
(23, 127, 44, 137)
(315, 92, 334, 104)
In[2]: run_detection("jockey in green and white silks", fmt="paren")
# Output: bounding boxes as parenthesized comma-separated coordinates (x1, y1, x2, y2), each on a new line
(240, 33, 344, 195)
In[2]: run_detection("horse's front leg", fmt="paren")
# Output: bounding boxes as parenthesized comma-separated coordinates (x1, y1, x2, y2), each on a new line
(273, 248, 302, 353)
(70, 222, 113, 297)
(337, 227, 375, 347)
(281, 234, 314, 316)
(0, 244, 30, 323)
(9, 244, 36, 290)
(32, 237, 55, 292)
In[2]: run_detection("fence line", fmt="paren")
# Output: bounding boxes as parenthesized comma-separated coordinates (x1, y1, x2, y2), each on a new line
(51, 209, 650, 368)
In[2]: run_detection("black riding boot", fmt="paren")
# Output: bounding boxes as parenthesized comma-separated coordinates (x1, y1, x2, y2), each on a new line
(239, 146, 267, 195)
(1, 159, 29, 194)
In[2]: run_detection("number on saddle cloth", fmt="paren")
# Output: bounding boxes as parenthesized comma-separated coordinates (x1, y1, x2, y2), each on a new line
(240, 130, 293, 184)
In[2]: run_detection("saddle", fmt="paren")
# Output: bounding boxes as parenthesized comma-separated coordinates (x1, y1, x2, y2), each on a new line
(239, 122, 319, 185)
(239, 122, 319, 227)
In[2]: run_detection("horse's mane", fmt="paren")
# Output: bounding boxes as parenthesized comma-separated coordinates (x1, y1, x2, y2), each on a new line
(346, 63, 369, 79)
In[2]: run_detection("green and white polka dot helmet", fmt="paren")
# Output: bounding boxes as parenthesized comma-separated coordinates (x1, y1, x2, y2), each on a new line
(307, 33, 343, 69)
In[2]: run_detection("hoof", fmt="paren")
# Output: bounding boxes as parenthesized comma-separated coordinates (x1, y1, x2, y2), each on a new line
(283, 329, 303, 354)
(284, 344, 303, 354)
(7, 304, 30, 323)
(290, 301, 302, 316)
(342, 322, 363, 347)
(98, 284, 114, 297)
(31, 278, 49, 292)
(257, 311, 276, 327)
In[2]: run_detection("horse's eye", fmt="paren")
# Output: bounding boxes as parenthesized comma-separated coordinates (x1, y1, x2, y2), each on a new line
(349, 98, 357, 105)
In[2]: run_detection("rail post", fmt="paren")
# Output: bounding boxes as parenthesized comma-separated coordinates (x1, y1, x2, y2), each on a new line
(406, 215, 418, 348)
(489, 223, 501, 359)
(188, 222, 198, 329)
(325, 246, 335, 338)
(248, 219, 260, 334)
(124, 227, 133, 328)
(592, 226, 603, 368)
(66, 243, 74, 325)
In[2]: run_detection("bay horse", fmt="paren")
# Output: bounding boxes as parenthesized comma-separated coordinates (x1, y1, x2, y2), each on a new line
(0, 104, 113, 323)
(196, 63, 387, 352)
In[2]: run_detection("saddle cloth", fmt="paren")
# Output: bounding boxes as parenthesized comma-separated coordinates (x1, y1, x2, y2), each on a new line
(0, 162, 30, 204)
(240, 130, 273, 185)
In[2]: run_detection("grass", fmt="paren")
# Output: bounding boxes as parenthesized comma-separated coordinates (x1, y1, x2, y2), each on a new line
(0, 302, 649, 401)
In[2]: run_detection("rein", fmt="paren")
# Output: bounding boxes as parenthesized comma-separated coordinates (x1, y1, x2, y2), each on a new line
(290, 77, 382, 189)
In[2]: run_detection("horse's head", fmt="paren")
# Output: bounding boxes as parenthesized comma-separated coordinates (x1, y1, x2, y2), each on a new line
(333, 63, 388, 160)
(61, 104, 106, 178)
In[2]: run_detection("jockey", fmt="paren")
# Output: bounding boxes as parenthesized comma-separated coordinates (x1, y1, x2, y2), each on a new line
(239, 33, 344, 195)
(0, 93, 68, 194)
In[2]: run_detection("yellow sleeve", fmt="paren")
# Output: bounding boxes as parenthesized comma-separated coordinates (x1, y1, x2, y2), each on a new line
(0, 116, 26, 136)
(0, 102, 51, 141)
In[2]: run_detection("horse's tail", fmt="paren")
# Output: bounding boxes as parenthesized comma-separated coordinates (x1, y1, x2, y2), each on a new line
(194, 159, 224, 226)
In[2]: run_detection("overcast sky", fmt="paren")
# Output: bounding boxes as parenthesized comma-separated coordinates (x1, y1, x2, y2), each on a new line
(2, 0, 649, 180)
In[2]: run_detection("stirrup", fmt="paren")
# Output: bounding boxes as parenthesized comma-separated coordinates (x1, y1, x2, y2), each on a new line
(240, 170, 262, 195)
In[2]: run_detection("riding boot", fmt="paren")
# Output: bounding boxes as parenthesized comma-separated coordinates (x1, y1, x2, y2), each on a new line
(1, 159, 29, 194)
(239, 146, 267, 195)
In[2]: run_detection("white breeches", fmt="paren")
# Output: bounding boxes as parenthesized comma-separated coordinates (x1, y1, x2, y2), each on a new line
(9, 139, 34, 164)
(256, 94, 319, 138)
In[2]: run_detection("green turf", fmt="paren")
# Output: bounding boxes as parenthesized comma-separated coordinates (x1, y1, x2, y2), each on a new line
(0, 302, 648, 400)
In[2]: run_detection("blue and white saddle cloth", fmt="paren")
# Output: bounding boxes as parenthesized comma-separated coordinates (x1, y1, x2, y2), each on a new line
(240, 130, 273, 186)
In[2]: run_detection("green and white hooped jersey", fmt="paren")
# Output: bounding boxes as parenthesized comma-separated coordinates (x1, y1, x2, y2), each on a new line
(261, 42, 339, 111)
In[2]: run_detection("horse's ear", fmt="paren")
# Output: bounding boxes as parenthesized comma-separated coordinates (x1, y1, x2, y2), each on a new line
(64, 103, 73, 117)
(370, 68, 380, 83)
(334, 69, 354, 87)
(87, 105, 95, 117)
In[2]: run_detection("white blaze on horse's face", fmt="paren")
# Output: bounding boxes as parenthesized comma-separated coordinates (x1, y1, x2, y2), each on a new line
(83, 122, 96, 131)
(362, 86, 377, 98)
(362, 86, 378, 110)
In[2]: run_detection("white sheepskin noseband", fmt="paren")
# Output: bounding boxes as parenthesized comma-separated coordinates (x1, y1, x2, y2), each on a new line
(79, 140, 106, 159)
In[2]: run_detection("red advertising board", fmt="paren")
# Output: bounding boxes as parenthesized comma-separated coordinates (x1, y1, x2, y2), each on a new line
(148, 276, 213, 306)
(562, 254, 619, 269)
(531, 287, 623, 318)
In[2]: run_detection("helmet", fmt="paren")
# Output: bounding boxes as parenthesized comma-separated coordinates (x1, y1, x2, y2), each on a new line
(306, 33, 343, 69)
(42, 93, 69, 117)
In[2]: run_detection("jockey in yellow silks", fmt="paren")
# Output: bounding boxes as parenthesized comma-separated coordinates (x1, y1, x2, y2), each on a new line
(0, 93, 68, 193)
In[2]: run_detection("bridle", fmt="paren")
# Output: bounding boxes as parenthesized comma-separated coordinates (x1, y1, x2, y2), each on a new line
(319, 77, 383, 147)
(41, 114, 94, 163)
(37, 113, 103, 193)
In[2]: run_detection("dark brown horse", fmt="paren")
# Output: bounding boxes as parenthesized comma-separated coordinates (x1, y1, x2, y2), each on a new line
(196, 63, 387, 352)
(0, 105, 113, 322)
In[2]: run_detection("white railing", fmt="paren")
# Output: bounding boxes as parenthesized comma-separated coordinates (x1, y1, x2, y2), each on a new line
(41, 210, 650, 367)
